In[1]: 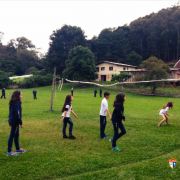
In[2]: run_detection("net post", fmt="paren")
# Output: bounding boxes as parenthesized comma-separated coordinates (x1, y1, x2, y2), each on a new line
(50, 67, 56, 111)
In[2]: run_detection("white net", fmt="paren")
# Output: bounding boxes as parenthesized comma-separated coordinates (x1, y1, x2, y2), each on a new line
(65, 78, 180, 97)
(65, 78, 180, 86)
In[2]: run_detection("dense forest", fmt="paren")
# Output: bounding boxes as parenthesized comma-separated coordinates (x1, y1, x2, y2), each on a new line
(1, 5, 180, 76)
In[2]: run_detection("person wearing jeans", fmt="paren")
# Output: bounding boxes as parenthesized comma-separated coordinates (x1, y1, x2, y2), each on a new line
(7, 91, 26, 156)
(61, 95, 78, 139)
(111, 92, 126, 151)
(99, 91, 111, 139)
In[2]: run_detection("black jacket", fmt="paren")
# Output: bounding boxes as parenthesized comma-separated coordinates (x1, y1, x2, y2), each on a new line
(8, 102, 22, 126)
(33, 90, 37, 95)
(112, 102, 125, 121)
(2, 89, 5, 94)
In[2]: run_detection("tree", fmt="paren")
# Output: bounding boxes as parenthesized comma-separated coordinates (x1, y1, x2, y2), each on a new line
(16, 37, 36, 50)
(126, 51, 141, 66)
(111, 73, 132, 82)
(0, 70, 11, 88)
(63, 46, 98, 81)
(90, 27, 129, 64)
(135, 56, 170, 94)
(15, 49, 39, 75)
(45, 25, 87, 74)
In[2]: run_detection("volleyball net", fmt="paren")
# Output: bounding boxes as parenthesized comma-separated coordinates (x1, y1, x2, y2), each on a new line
(65, 78, 180, 97)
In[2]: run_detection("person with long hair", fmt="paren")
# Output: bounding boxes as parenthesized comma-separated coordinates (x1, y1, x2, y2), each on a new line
(158, 101, 173, 126)
(61, 94, 78, 139)
(110, 93, 126, 151)
(7, 91, 26, 156)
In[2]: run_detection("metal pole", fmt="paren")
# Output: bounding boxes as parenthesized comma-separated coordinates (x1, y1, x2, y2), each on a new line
(50, 67, 56, 111)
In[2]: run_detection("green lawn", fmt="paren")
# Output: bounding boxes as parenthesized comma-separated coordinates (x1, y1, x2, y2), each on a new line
(0, 83, 180, 180)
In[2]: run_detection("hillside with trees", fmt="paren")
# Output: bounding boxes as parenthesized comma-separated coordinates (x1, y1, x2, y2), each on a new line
(1, 4, 180, 77)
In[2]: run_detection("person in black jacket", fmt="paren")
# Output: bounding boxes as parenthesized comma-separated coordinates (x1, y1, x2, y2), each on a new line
(1, 88, 6, 99)
(99, 88, 102, 97)
(33, 89, 37, 99)
(111, 92, 126, 151)
(7, 91, 26, 156)
(94, 89, 97, 97)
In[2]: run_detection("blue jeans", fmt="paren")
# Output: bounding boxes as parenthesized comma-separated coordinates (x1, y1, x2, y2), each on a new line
(112, 120, 126, 147)
(62, 117, 73, 136)
(8, 125, 20, 152)
(100, 115, 106, 138)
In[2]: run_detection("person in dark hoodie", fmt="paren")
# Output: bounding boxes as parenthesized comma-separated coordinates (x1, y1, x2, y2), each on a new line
(99, 88, 102, 97)
(7, 91, 26, 156)
(110, 92, 126, 151)
(94, 89, 97, 97)
(33, 89, 37, 99)
(1, 88, 6, 99)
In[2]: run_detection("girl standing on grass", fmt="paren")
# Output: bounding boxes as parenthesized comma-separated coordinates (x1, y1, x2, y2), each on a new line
(7, 91, 26, 156)
(61, 95, 78, 139)
(110, 93, 126, 151)
(158, 101, 173, 126)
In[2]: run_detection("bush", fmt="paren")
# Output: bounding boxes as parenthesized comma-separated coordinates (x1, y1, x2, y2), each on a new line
(0, 71, 12, 88)
(18, 74, 53, 88)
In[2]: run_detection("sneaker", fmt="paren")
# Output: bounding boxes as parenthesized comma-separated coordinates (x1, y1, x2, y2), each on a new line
(6, 151, 19, 156)
(69, 135, 76, 139)
(158, 124, 161, 127)
(16, 148, 26, 153)
(104, 136, 109, 139)
(63, 135, 69, 138)
(112, 147, 121, 151)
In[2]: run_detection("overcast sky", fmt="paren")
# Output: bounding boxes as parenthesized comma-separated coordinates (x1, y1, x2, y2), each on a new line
(0, 0, 178, 55)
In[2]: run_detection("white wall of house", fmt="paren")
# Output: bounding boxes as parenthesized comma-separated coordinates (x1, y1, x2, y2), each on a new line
(95, 62, 136, 81)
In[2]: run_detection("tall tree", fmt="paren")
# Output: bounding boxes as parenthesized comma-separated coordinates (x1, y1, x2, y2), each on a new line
(45, 25, 87, 74)
(16, 37, 36, 50)
(63, 46, 98, 81)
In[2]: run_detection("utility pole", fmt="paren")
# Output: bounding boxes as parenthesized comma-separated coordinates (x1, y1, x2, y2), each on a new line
(50, 67, 56, 111)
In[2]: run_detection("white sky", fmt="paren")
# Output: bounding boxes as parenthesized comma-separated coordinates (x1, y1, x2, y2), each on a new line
(0, 0, 178, 55)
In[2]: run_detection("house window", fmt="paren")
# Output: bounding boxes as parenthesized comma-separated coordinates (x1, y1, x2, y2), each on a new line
(127, 67, 128, 70)
(123, 67, 126, 70)
(96, 67, 99, 72)
(109, 66, 113, 71)
(101, 67, 105, 71)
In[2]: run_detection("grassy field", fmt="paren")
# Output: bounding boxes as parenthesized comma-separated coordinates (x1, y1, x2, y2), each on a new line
(0, 83, 180, 180)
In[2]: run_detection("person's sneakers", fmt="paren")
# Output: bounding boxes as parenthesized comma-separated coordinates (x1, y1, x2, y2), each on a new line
(158, 123, 161, 127)
(6, 151, 19, 156)
(15, 148, 26, 153)
(112, 147, 121, 151)
(63, 135, 69, 138)
(69, 135, 76, 139)
(104, 136, 109, 139)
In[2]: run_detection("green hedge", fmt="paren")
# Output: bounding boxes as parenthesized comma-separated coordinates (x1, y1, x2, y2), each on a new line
(17, 74, 53, 88)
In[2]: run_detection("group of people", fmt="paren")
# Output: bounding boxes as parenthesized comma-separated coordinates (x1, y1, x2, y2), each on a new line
(94, 88, 102, 97)
(6, 88, 174, 156)
(60, 91, 174, 152)
(60, 90, 127, 151)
